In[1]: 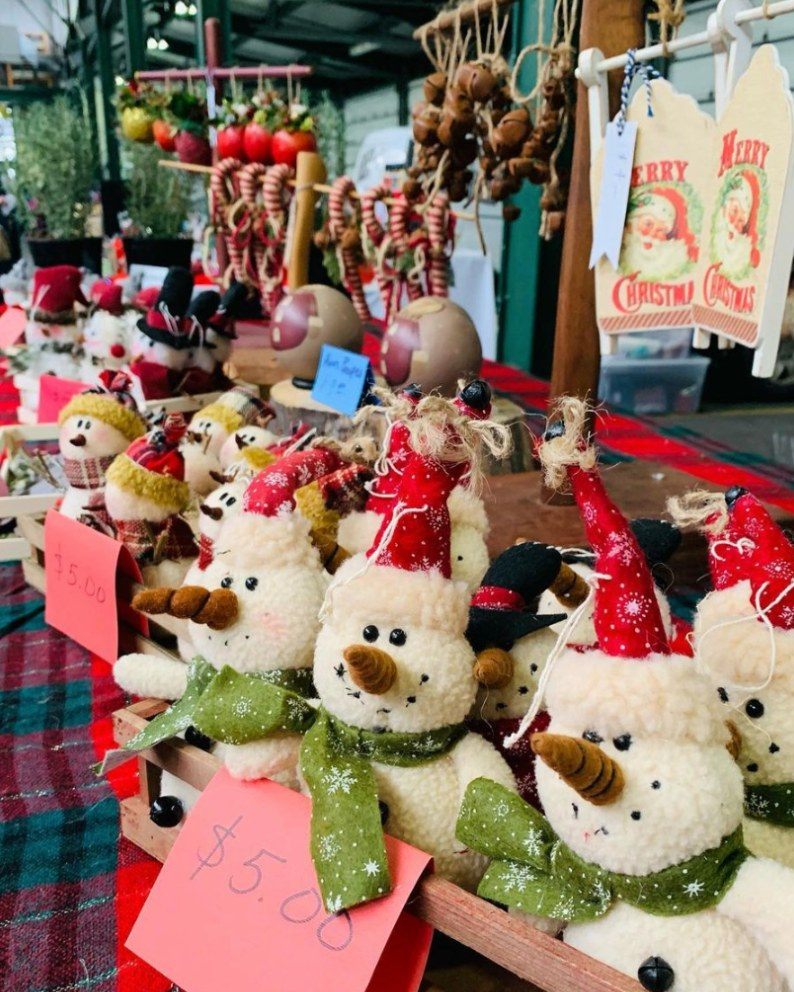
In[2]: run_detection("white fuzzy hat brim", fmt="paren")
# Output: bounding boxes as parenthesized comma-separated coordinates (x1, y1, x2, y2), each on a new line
(214, 510, 320, 570)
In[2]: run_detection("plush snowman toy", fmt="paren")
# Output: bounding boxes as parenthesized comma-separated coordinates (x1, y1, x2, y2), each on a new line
(218, 423, 278, 473)
(120, 448, 347, 827)
(458, 401, 794, 992)
(25, 265, 87, 345)
(81, 282, 132, 377)
(103, 413, 197, 587)
(181, 385, 272, 495)
(128, 267, 193, 402)
(674, 486, 794, 869)
(337, 380, 497, 593)
(57, 371, 146, 520)
(180, 281, 247, 395)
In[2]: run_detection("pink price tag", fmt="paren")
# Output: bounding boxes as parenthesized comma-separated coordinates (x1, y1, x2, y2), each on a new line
(128, 769, 434, 992)
(38, 376, 89, 423)
(0, 307, 26, 349)
(44, 510, 143, 661)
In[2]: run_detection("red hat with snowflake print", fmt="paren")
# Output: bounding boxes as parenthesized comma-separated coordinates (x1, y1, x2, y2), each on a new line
(364, 384, 423, 512)
(368, 450, 459, 578)
(217, 447, 344, 570)
(724, 486, 794, 630)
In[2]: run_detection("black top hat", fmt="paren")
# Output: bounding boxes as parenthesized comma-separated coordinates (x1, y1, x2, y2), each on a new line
(210, 281, 249, 339)
(136, 266, 195, 348)
(466, 542, 567, 653)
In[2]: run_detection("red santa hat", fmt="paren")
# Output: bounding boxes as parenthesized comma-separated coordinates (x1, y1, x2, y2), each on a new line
(647, 186, 698, 263)
(734, 171, 762, 269)
(217, 447, 343, 569)
(364, 384, 422, 512)
(30, 266, 87, 319)
(105, 413, 190, 510)
(90, 280, 124, 316)
(518, 399, 728, 748)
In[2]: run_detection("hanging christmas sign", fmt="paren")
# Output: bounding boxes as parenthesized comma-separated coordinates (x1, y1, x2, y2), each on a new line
(691, 45, 794, 377)
(593, 78, 714, 339)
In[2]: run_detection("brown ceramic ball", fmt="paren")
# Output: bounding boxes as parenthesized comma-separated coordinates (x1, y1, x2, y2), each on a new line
(423, 71, 447, 106)
(379, 297, 482, 397)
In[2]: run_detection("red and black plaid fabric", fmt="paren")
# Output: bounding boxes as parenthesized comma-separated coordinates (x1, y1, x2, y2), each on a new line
(115, 516, 198, 565)
(63, 455, 117, 491)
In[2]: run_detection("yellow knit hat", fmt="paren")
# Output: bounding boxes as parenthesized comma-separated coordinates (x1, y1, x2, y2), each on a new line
(59, 392, 146, 442)
(195, 402, 244, 435)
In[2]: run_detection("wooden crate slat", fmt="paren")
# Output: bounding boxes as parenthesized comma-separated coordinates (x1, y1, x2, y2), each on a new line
(0, 536, 31, 561)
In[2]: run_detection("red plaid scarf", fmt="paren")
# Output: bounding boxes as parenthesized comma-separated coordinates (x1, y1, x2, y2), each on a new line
(197, 532, 214, 570)
(63, 455, 117, 491)
(318, 464, 373, 516)
(114, 515, 198, 564)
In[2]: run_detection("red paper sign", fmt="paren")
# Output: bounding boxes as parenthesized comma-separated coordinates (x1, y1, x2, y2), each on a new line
(44, 510, 143, 661)
(128, 769, 434, 992)
(0, 307, 26, 349)
(38, 376, 89, 423)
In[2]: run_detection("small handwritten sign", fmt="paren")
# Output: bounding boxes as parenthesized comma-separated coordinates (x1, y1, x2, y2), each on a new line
(44, 510, 142, 661)
(590, 121, 638, 270)
(38, 376, 89, 424)
(311, 344, 371, 416)
(128, 769, 433, 992)
(0, 307, 26, 349)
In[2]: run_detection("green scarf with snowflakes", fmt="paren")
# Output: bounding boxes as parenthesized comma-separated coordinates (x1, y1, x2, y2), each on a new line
(194, 670, 466, 912)
(456, 778, 749, 923)
(745, 782, 794, 827)
(123, 659, 316, 754)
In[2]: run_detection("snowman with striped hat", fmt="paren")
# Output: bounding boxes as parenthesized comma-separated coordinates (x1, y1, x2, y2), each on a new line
(457, 398, 794, 992)
(671, 485, 794, 869)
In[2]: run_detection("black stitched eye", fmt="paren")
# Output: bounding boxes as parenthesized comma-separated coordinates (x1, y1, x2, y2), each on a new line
(389, 628, 407, 646)
(530, 663, 538, 673)
(227, 496, 236, 506)
(613, 734, 632, 751)
(747, 762, 759, 773)
(245, 577, 258, 591)
(583, 730, 603, 744)
(518, 685, 529, 695)
(363, 625, 379, 642)
(717, 687, 729, 703)
(220, 576, 232, 588)
(745, 698, 764, 719)
(651, 780, 661, 790)
(420, 674, 429, 683)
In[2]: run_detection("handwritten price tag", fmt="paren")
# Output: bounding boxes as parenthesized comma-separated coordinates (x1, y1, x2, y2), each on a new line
(38, 376, 89, 423)
(128, 769, 433, 992)
(0, 306, 26, 349)
(311, 344, 371, 416)
(44, 510, 142, 661)
(590, 120, 638, 270)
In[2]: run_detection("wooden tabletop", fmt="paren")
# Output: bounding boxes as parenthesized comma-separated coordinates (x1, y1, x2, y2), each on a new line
(482, 461, 792, 591)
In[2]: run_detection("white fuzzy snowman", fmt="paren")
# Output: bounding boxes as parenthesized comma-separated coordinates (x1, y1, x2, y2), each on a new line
(180, 282, 247, 395)
(218, 423, 278, 475)
(57, 372, 146, 520)
(24, 265, 87, 345)
(458, 404, 794, 992)
(337, 380, 497, 593)
(103, 413, 197, 588)
(80, 282, 133, 378)
(678, 486, 794, 870)
(181, 385, 272, 495)
(309, 447, 515, 901)
(128, 267, 194, 402)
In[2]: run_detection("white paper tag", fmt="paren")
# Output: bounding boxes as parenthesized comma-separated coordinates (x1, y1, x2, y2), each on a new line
(590, 120, 638, 270)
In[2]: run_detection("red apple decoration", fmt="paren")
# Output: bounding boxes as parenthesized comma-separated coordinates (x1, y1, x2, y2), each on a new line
(243, 122, 273, 164)
(271, 129, 317, 169)
(174, 130, 211, 166)
(152, 118, 176, 152)
(217, 124, 246, 161)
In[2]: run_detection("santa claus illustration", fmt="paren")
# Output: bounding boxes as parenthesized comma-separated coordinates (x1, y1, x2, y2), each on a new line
(712, 168, 763, 281)
(619, 184, 699, 281)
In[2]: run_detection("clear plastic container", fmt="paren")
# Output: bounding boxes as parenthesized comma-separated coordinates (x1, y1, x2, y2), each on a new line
(613, 328, 694, 360)
(598, 355, 711, 415)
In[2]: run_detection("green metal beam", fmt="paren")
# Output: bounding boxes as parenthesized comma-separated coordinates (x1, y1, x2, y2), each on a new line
(121, 0, 146, 74)
(196, 0, 232, 65)
(498, 0, 546, 371)
(0, 86, 57, 106)
(93, 0, 121, 180)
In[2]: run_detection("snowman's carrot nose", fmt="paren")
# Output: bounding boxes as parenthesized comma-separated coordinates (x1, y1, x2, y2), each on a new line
(343, 645, 397, 694)
(549, 561, 589, 609)
(473, 647, 514, 689)
(132, 585, 238, 630)
(531, 733, 625, 806)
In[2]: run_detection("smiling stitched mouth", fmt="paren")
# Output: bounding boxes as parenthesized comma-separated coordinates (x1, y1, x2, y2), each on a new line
(594, 826, 609, 836)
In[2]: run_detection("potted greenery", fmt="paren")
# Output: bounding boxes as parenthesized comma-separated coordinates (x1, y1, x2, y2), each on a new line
(4, 92, 101, 271)
(121, 140, 193, 268)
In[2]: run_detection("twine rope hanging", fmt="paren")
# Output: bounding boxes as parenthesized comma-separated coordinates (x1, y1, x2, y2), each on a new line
(647, 0, 686, 56)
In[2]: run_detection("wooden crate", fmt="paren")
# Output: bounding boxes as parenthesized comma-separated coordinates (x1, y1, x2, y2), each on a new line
(114, 701, 641, 992)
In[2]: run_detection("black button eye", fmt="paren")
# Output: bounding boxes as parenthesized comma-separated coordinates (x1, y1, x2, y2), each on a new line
(583, 730, 603, 744)
(651, 780, 661, 790)
(389, 628, 407, 646)
(747, 762, 759, 773)
(613, 734, 632, 751)
(420, 674, 429, 683)
(227, 496, 236, 506)
(220, 576, 232, 588)
(717, 687, 729, 703)
(530, 663, 538, 673)
(631, 810, 642, 821)
(457, 555, 463, 561)
(245, 577, 258, 591)
(745, 698, 764, 719)
(363, 625, 379, 642)
(638, 955, 674, 992)
(518, 685, 529, 695)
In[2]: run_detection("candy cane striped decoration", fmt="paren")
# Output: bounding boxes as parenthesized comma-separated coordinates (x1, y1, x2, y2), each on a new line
(361, 185, 398, 320)
(328, 176, 370, 322)
(426, 192, 452, 298)
(260, 164, 293, 316)
(239, 162, 268, 292)
(210, 158, 244, 284)
(390, 198, 424, 304)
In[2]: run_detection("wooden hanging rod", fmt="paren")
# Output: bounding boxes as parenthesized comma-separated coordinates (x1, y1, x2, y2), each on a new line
(412, 0, 517, 39)
(158, 158, 478, 221)
(135, 64, 312, 82)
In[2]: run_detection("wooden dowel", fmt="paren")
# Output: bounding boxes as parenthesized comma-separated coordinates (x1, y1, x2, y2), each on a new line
(413, 0, 517, 38)
(157, 159, 478, 221)
(287, 150, 325, 290)
(135, 64, 312, 82)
